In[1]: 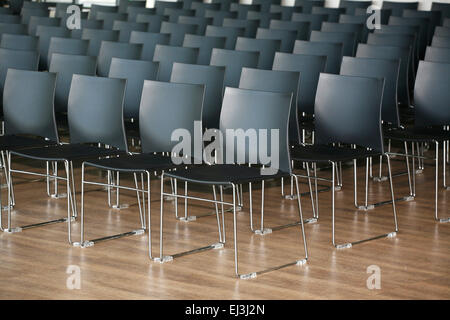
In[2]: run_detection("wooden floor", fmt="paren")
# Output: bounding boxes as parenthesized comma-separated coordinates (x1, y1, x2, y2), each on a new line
(0, 150, 448, 300)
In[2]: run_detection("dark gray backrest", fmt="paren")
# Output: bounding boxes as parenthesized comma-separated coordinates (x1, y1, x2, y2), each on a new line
(153, 44, 199, 81)
(81, 28, 119, 56)
(272, 52, 327, 116)
(269, 4, 303, 21)
(0, 34, 38, 51)
(254, 0, 281, 12)
(310, 30, 356, 56)
(0, 8, 13, 15)
(68, 75, 128, 151)
(222, 18, 259, 38)
(178, 16, 213, 34)
(0, 23, 27, 37)
(97, 41, 142, 77)
(136, 14, 168, 32)
(403, 9, 441, 40)
(239, 67, 301, 144)
(69, 19, 104, 39)
(170, 63, 225, 129)
(210, 48, 259, 88)
(49, 54, 97, 113)
(191, 2, 221, 17)
(443, 19, 450, 28)
(47, 38, 89, 67)
(96, 12, 127, 29)
(291, 12, 328, 31)
(28, 17, 61, 36)
(220, 87, 292, 174)
(256, 27, 297, 52)
(164, 8, 195, 23)
(338, 13, 366, 24)
(0, 48, 39, 102)
(339, 0, 371, 15)
(432, 36, 450, 48)
(36, 25, 71, 70)
(315, 73, 385, 152)
(119, 0, 146, 14)
(424, 46, 450, 64)
(414, 60, 450, 127)
(139, 80, 204, 153)
(211, 0, 239, 12)
(311, 7, 345, 22)
(154, 0, 183, 15)
(183, 34, 226, 65)
(109, 58, 159, 120)
(180, 0, 202, 10)
(340, 56, 401, 127)
(0, 14, 21, 24)
(88, 4, 118, 20)
(235, 37, 281, 69)
(294, 0, 325, 14)
(271, 20, 311, 41)
(205, 25, 245, 49)
(432, 2, 450, 22)
(3, 69, 58, 142)
(434, 26, 450, 37)
(246, 11, 281, 28)
(382, 1, 418, 16)
(20, 8, 48, 25)
(389, 16, 430, 58)
(204, 9, 237, 26)
(160, 21, 198, 46)
(356, 43, 410, 107)
(321, 21, 364, 43)
(126, 7, 156, 22)
(129, 31, 170, 60)
(293, 40, 343, 74)
(23, 1, 51, 10)
(112, 20, 148, 42)
(230, 3, 261, 19)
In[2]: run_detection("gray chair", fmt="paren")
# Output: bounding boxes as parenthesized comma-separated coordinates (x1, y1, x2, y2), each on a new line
(126, 7, 156, 22)
(403, 9, 441, 42)
(164, 8, 195, 23)
(339, 0, 371, 15)
(81, 28, 119, 56)
(355, 7, 391, 25)
(170, 62, 225, 129)
(36, 25, 71, 70)
(256, 27, 297, 52)
(69, 19, 104, 39)
(432, 2, 450, 23)
(389, 16, 430, 58)
(235, 37, 281, 69)
(253, 0, 281, 12)
(310, 30, 356, 56)
(205, 25, 245, 49)
(153, 44, 199, 81)
(246, 11, 281, 28)
(119, 0, 146, 14)
(27, 16, 61, 35)
(130, 31, 170, 61)
(108, 58, 159, 120)
(382, 1, 418, 16)
(160, 21, 198, 46)
(0, 23, 27, 37)
(96, 12, 127, 30)
(210, 48, 259, 87)
(269, 4, 302, 21)
(293, 40, 343, 74)
(0, 14, 21, 24)
(191, 2, 221, 17)
(97, 41, 142, 77)
(112, 20, 148, 42)
(204, 9, 237, 26)
(444, 19, 450, 28)
(269, 20, 310, 40)
(321, 21, 364, 43)
(183, 34, 226, 65)
(424, 46, 450, 63)
(294, 0, 325, 14)
(136, 14, 168, 32)
(49, 54, 97, 114)
(431, 36, 450, 48)
(88, 4, 118, 20)
(230, 3, 261, 19)
(211, 0, 239, 11)
(272, 52, 327, 118)
(311, 7, 345, 23)
(178, 15, 213, 34)
(154, 0, 183, 15)
(222, 18, 259, 38)
(0, 34, 38, 51)
(434, 26, 450, 37)
(20, 7, 48, 25)
(47, 38, 89, 67)
(291, 12, 328, 31)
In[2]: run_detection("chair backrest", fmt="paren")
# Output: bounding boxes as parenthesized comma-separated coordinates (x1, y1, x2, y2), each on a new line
(28, 16, 61, 36)
(291, 12, 328, 31)
(165, 8, 195, 23)
(432, 2, 450, 22)
(293, 40, 343, 74)
(119, 0, 146, 14)
(178, 16, 213, 34)
(431, 36, 450, 48)
(254, 0, 281, 12)
(69, 19, 104, 39)
(339, 0, 371, 15)
(315, 73, 384, 152)
(82, 28, 119, 56)
(204, 9, 237, 26)
(49, 54, 97, 114)
(129, 31, 170, 61)
(239, 68, 301, 144)
(269, 4, 302, 21)
(160, 21, 198, 46)
(154, 0, 183, 15)
(183, 34, 226, 65)
(0, 23, 27, 37)
(388, 16, 429, 58)
(356, 43, 411, 107)
(112, 20, 148, 42)
(443, 19, 450, 28)
(88, 4, 118, 20)
(434, 26, 450, 37)
(235, 37, 281, 69)
(311, 7, 345, 23)
(340, 56, 401, 127)
(0, 48, 39, 102)
(222, 18, 259, 38)
(0, 14, 21, 24)
(109, 58, 159, 120)
(97, 41, 142, 77)
(3, 69, 58, 142)
(136, 14, 168, 32)
(247, 11, 281, 28)
(272, 52, 327, 117)
(382, 1, 418, 16)
(95, 12, 127, 29)
(139, 80, 204, 154)
(180, 0, 202, 10)
(230, 3, 261, 19)
(0, 34, 38, 51)
(68, 75, 128, 151)
(294, 0, 325, 14)
(220, 87, 292, 174)
(170, 63, 225, 130)
(269, 20, 310, 40)
(211, 0, 239, 12)
(424, 46, 450, 64)
(310, 30, 356, 56)
(36, 25, 71, 70)
(126, 7, 156, 22)
(20, 7, 48, 25)
(153, 44, 199, 81)
(403, 9, 441, 40)
(321, 21, 364, 43)
(205, 25, 245, 49)
(256, 27, 297, 52)
(414, 60, 450, 127)
(47, 38, 89, 67)
(0, 8, 13, 15)
(191, 2, 221, 17)
(210, 48, 259, 88)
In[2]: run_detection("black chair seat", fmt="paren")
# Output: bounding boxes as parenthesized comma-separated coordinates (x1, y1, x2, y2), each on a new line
(84, 153, 178, 173)
(384, 127, 450, 142)
(10, 143, 126, 161)
(291, 145, 381, 163)
(165, 164, 289, 185)
(0, 135, 56, 151)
